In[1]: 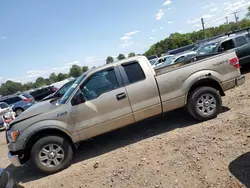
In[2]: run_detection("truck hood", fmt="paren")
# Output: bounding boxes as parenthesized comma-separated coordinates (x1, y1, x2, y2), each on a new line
(10, 100, 59, 124)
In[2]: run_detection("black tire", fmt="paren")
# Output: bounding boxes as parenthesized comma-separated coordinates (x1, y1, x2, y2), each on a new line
(31, 136, 73, 174)
(187, 87, 222, 121)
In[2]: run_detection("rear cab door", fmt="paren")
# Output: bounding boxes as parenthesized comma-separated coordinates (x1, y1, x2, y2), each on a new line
(118, 58, 162, 122)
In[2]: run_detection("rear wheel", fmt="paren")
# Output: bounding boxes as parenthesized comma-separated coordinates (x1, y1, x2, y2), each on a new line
(31, 136, 73, 174)
(187, 87, 222, 121)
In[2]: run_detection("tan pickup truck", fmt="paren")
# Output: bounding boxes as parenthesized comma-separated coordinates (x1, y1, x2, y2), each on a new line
(7, 51, 245, 174)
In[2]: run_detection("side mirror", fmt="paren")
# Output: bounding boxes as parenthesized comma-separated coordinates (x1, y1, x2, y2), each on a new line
(72, 92, 85, 106)
(218, 47, 225, 52)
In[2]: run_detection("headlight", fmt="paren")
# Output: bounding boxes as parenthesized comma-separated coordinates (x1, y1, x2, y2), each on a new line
(7, 130, 19, 143)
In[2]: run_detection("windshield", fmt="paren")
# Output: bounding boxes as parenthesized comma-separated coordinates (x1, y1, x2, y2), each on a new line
(56, 79, 76, 96)
(59, 74, 87, 104)
(0, 102, 9, 109)
(197, 42, 219, 55)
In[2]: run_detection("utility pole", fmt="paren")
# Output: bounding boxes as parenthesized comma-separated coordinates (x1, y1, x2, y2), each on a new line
(201, 17, 206, 39)
(234, 12, 238, 23)
(225, 16, 229, 25)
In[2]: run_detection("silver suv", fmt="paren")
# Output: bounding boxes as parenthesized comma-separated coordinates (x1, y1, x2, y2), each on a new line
(0, 94, 36, 116)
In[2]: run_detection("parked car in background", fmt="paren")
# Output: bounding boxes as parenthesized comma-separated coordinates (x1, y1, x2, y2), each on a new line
(147, 55, 158, 61)
(149, 58, 159, 66)
(7, 53, 245, 174)
(0, 94, 35, 116)
(41, 78, 77, 101)
(0, 102, 15, 130)
(0, 168, 23, 188)
(30, 85, 58, 101)
(156, 52, 197, 69)
(197, 33, 250, 66)
(152, 55, 174, 69)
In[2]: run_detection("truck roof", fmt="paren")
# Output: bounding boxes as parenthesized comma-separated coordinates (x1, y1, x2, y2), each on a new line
(85, 56, 147, 76)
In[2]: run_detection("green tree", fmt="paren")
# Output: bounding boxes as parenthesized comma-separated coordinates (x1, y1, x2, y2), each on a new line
(49, 73, 57, 83)
(57, 73, 68, 81)
(106, 56, 114, 64)
(128, 52, 136, 58)
(117, 54, 126, 60)
(69, 65, 83, 78)
(34, 77, 46, 88)
(247, 6, 250, 18)
(22, 83, 33, 91)
(82, 66, 89, 73)
(0, 81, 23, 95)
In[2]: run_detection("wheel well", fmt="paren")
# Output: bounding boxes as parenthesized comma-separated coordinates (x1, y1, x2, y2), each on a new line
(187, 79, 225, 102)
(25, 128, 76, 159)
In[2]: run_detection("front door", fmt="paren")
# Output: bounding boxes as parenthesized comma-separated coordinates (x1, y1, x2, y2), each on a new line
(70, 67, 135, 140)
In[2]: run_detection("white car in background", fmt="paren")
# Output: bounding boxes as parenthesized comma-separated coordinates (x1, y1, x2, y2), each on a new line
(157, 51, 197, 69)
(0, 102, 15, 130)
(152, 55, 175, 69)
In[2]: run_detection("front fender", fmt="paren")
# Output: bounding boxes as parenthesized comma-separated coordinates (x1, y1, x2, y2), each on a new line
(9, 119, 79, 152)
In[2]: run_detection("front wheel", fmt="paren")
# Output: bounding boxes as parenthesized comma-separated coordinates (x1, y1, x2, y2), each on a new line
(31, 136, 73, 174)
(187, 87, 222, 121)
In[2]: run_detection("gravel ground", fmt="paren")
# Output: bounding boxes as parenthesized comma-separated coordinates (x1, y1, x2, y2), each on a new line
(0, 69, 250, 188)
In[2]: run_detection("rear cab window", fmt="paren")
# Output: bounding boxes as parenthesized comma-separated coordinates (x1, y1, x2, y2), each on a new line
(121, 62, 146, 84)
(220, 39, 235, 51)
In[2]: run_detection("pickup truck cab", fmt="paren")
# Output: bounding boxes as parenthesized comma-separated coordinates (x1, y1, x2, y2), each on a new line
(197, 33, 250, 66)
(7, 53, 245, 174)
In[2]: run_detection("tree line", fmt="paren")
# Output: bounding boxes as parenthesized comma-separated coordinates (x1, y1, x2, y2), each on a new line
(1, 9, 250, 96)
(0, 65, 89, 96)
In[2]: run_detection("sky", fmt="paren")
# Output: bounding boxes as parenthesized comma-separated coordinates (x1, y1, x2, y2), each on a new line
(0, 0, 250, 83)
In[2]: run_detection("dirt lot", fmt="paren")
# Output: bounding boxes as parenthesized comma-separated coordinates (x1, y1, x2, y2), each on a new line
(0, 69, 250, 188)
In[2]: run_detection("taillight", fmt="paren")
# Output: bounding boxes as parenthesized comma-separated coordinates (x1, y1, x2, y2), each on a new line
(23, 98, 30, 102)
(229, 57, 240, 69)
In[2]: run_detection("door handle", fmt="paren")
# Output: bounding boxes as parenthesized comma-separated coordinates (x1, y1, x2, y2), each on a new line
(116, 92, 126, 100)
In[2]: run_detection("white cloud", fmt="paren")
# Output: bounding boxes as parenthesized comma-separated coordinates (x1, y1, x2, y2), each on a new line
(156, 9, 164, 20)
(192, 24, 201, 28)
(124, 31, 140, 36)
(84, 57, 95, 63)
(152, 28, 157, 32)
(202, 3, 214, 9)
(168, 21, 174, 24)
(119, 41, 133, 48)
(149, 37, 155, 40)
(0, 37, 6, 40)
(210, 8, 218, 12)
(95, 58, 105, 61)
(188, 14, 214, 24)
(0, 77, 2, 80)
(120, 35, 131, 41)
(65, 60, 80, 66)
(202, 14, 214, 19)
(223, 0, 250, 13)
(163, 0, 172, 6)
(160, 27, 164, 30)
(119, 30, 139, 48)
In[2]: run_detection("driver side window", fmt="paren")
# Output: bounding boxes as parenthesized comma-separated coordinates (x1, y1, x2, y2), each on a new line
(81, 69, 119, 101)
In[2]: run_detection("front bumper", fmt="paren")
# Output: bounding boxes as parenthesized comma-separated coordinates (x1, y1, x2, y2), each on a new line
(236, 75, 245, 86)
(8, 152, 22, 167)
